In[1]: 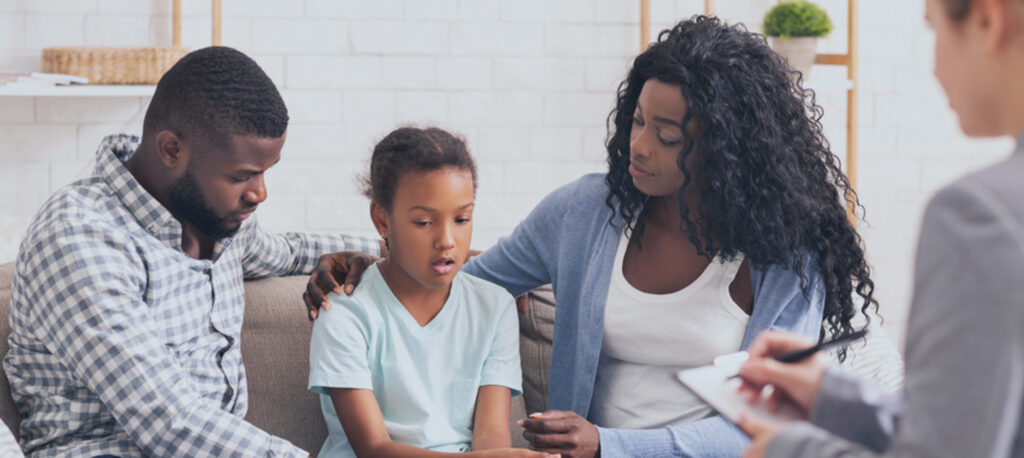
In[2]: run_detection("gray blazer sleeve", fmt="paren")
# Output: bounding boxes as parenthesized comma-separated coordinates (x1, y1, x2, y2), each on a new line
(766, 176, 1024, 457)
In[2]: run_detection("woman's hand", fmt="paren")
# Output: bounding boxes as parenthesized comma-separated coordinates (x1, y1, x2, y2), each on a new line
(303, 251, 377, 320)
(737, 411, 786, 458)
(736, 331, 829, 416)
(519, 411, 599, 458)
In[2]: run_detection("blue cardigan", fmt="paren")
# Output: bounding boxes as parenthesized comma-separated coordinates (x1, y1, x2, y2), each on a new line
(463, 174, 825, 457)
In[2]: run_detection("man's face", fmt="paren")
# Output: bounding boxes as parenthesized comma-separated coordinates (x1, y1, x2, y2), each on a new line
(168, 133, 285, 240)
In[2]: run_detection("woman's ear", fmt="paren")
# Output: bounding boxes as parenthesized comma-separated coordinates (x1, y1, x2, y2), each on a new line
(370, 200, 391, 239)
(974, 0, 1011, 51)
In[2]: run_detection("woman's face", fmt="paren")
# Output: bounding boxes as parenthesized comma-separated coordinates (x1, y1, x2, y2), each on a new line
(373, 167, 474, 291)
(628, 78, 693, 198)
(927, 0, 1005, 136)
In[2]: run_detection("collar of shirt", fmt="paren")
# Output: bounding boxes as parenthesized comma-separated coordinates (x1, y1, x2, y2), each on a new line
(1016, 129, 1024, 155)
(93, 134, 237, 260)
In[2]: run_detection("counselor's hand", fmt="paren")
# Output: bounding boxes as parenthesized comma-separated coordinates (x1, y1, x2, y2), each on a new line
(519, 410, 599, 458)
(736, 411, 786, 458)
(303, 251, 378, 320)
(736, 330, 829, 416)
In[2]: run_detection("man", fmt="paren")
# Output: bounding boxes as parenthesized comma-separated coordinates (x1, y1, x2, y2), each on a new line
(3, 47, 378, 457)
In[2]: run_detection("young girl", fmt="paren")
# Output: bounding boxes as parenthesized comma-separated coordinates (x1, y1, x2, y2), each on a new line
(307, 127, 551, 458)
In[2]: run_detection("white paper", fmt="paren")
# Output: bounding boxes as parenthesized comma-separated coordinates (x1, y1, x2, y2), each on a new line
(676, 351, 803, 424)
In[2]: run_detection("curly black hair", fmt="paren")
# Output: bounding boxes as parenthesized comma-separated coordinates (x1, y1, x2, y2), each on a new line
(362, 126, 477, 211)
(143, 46, 288, 149)
(604, 16, 877, 359)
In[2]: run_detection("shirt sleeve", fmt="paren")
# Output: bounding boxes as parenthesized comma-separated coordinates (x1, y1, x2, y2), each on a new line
(766, 179, 1024, 458)
(308, 294, 375, 394)
(239, 216, 381, 280)
(18, 221, 305, 458)
(479, 295, 523, 396)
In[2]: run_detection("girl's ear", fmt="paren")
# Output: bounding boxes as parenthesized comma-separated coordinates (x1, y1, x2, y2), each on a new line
(370, 200, 391, 239)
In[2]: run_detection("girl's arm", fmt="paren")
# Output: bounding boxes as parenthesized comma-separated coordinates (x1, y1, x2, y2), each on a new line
(471, 385, 513, 450)
(330, 387, 452, 458)
(329, 388, 548, 458)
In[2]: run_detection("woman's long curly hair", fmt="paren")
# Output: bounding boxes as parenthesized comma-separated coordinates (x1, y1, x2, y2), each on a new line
(605, 16, 876, 359)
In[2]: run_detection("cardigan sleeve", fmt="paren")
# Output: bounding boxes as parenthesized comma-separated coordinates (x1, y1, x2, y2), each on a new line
(463, 178, 579, 297)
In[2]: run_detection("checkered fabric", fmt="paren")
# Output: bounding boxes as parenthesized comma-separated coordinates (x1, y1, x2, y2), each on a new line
(3, 134, 379, 457)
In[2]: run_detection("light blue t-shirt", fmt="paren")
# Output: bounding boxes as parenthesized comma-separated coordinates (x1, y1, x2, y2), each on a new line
(308, 262, 523, 458)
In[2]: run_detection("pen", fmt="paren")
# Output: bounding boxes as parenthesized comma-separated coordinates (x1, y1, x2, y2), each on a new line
(773, 328, 869, 363)
(726, 328, 869, 380)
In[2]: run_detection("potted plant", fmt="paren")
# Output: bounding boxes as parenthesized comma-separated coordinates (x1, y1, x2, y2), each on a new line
(762, 1, 833, 80)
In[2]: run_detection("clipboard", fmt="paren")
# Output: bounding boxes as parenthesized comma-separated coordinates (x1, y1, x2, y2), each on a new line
(675, 351, 802, 424)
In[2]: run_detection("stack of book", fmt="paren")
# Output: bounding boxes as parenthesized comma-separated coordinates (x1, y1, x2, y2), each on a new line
(0, 72, 89, 87)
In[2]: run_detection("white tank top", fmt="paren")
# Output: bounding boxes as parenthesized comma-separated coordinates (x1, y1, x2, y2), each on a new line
(589, 227, 750, 429)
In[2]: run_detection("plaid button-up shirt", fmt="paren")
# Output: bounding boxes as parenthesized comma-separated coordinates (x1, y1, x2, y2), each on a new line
(3, 134, 379, 457)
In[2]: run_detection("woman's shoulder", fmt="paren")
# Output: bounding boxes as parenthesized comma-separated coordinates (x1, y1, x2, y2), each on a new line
(926, 153, 1024, 232)
(531, 173, 613, 218)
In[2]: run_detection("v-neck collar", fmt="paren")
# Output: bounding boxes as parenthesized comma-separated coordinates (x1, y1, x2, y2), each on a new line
(370, 263, 459, 333)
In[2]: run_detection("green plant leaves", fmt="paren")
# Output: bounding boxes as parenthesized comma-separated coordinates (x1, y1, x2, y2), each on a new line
(762, 1, 833, 38)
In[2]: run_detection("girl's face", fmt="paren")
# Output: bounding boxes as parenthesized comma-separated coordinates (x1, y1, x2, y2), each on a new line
(628, 78, 695, 198)
(372, 167, 475, 291)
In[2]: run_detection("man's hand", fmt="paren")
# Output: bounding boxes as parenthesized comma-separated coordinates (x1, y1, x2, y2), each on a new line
(519, 410, 599, 458)
(737, 411, 786, 458)
(303, 251, 377, 320)
(736, 331, 828, 416)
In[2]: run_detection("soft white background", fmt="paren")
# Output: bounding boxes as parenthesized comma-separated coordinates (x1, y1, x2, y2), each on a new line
(0, 0, 1015, 347)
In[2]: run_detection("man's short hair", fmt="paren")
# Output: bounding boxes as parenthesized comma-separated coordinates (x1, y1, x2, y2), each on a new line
(142, 46, 288, 148)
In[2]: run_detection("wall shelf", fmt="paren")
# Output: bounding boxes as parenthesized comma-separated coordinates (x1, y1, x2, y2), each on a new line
(0, 85, 156, 97)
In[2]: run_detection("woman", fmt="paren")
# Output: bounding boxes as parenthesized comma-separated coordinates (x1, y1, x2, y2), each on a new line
(307, 16, 877, 457)
(736, 0, 1024, 457)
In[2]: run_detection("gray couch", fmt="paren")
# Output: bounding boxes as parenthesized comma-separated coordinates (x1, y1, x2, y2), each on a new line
(0, 262, 556, 454)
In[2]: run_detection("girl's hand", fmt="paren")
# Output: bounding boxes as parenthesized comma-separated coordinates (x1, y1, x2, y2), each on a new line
(519, 411, 599, 458)
(471, 449, 560, 458)
(736, 331, 828, 416)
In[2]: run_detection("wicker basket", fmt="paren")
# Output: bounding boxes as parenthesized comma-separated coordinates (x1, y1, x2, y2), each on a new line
(42, 46, 189, 85)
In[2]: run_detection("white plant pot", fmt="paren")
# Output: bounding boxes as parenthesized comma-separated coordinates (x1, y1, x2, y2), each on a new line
(769, 36, 818, 81)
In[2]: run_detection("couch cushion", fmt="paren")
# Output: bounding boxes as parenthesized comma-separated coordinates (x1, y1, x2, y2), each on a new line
(0, 262, 18, 438)
(519, 285, 555, 416)
(241, 274, 327, 455)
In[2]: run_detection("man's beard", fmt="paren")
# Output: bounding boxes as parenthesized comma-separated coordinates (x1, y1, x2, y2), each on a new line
(168, 170, 240, 241)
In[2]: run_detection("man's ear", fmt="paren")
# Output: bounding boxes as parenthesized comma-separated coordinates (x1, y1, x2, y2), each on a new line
(155, 130, 188, 170)
(370, 200, 391, 239)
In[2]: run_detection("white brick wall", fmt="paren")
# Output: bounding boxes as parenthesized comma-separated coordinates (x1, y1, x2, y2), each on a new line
(0, 0, 1014, 348)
